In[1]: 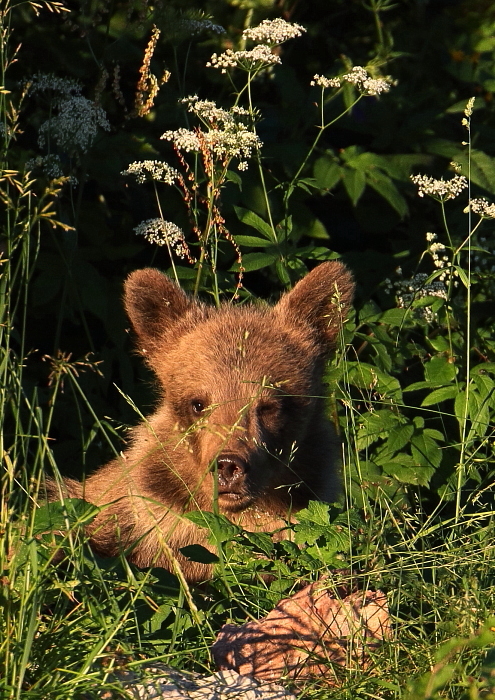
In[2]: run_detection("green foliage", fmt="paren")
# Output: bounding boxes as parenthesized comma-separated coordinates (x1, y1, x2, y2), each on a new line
(2, 0, 495, 697)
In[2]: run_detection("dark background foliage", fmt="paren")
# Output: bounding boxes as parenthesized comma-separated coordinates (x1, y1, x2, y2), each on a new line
(6, 0, 495, 484)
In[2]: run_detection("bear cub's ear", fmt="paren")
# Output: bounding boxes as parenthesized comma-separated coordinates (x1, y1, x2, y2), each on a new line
(275, 261, 354, 349)
(124, 268, 194, 352)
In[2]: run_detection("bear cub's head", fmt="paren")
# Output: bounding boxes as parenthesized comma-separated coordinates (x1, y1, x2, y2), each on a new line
(124, 262, 354, 513)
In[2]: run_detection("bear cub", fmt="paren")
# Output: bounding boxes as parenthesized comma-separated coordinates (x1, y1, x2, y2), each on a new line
(49, 261, 354, 581)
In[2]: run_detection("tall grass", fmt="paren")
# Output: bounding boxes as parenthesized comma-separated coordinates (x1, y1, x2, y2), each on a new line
(1, 2, 494, 699)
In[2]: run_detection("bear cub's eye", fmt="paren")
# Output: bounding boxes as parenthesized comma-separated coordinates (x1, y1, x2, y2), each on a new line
(191, 400, 206, 415)
(257, 401, 279, 418)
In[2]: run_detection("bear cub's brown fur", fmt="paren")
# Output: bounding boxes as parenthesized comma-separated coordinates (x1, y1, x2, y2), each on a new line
(49, 262, 354, 581)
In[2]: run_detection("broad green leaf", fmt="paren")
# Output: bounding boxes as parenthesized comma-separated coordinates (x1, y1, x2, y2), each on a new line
(313, 155, 342, 190)
(233, 235, 275, 248)
(234, 205, 275, 241)
(451, 148, 495, 195)
(355, 410, 400, 450)
(275, 259, 291, 285)
(230, 252, 278, 272)
(421, 385, 458, 406)
(179, 544, 219, 564)
(382, 458, 435, 486)
(184, 511, 241, 542)
(366, 170, 408, 217)
(343, 167, 366, 206)
(225, 169, 243, 189)
(33, 499, 97, 534)
(347, 362, 402, 400)
(468, 389, 491, 437)
(296, 501, 331, 526)
(429, 336, 451, 352)
(425, 355, 457, 385)
(243, 532, 274, 555)
(386, 423, 414, 453)
(405, 380, 436, 392)
(379, 308, 410, 326)
(411, 432, 442, 469)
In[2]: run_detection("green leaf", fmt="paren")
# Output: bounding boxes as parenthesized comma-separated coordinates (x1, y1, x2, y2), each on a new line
(421, 385, 458, 406)
(179, 544, 219, 564)
(233, 235, 275, 248)
(366, 170, 408, 217)
(296, 501, 331, 526)
(234, 206, 275, 241)
(451, 148, 495, 195)
(405, 380, 436, 392)
(184, 511, 241, 542)
(243, 532, 274, 555)
(313, 155, 342, 191)
(379, 308, 409, 326)
(454, 265, 470, 288)
(343, 167, 366, 206)
(382, 456, 435, 485)
(411, 432, 442, 469)
(33, 499, 97, 534)
(429, 336, 451, 352)
(230, 252, 278, 272)
(347, 362, 402, 400)
(225, 169, 243, 189)
(386, 423, 414, 453)
(425, 356, 457, 385)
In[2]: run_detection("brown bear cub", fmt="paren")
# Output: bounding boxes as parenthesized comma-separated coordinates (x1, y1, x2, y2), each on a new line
(49, 261, 354, 582)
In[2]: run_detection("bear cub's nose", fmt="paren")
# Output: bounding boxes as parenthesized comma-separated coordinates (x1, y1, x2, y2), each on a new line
(216, 455, 247, 490)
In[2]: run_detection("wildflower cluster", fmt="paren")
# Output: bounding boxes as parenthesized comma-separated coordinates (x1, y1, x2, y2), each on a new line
(426, 232, 449, 272)
(241, 18, 305, 45)
(25, 154, 64, 179)
(38, 95, 110, 154)
(181, 96, 249, 127)
(28, 73, 81, 97)
(121, 160, 179, 185)
(28, 73, 111, 155)
(178, 18, 225, 35)
(385, 272, 450, 322)
(207, 46, 282, 73)
(311, 67, 392, 96)
(310, 75, 342, 89)
(134, 219, 188, 258)
(162, 98, 261, 170)
(469, 198, 495, 219)
(410, 173, 468, 201)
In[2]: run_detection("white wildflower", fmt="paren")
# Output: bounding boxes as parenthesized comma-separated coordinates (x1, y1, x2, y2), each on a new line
(341, 66, 391, 95)
(38, 96, 110, 153)
(429, 240, 448, 269)
(242, 18, 305, 45)
(162, 99, 261, 169)
(25, 154, 64, 178)
(426, 232, 437, 242)
(29, 73, 82, 97)
(134, 219, 188, 258)
(468, 198, 495, 219)
(394, 272, 449, 321)
(311, 74, 341, 89)
(312, 67, 392, 95)
(181, 97, 237, 126)
(410, 173, 468, 201)
(122, 160, 179, 185)
(177, 19, 225, 35)
(161, 128, 201, 152)
(207, 45, 281, 73)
